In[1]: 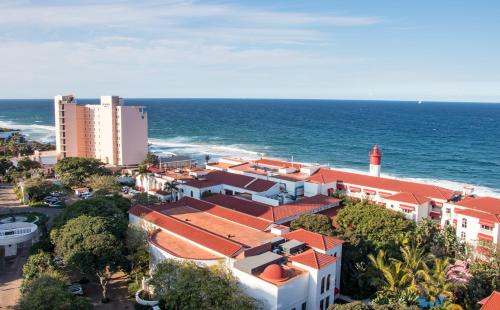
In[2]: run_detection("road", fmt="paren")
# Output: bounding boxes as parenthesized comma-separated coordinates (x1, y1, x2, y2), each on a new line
(0, 184, 61, 309)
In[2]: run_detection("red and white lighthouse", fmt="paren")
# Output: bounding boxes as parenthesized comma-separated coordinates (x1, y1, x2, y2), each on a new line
(369, 144, 382, 177)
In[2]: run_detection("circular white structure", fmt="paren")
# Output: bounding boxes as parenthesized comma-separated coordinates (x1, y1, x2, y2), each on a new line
(0, 222, 38, 257)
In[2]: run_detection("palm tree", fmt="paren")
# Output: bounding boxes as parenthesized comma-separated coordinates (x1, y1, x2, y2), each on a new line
(165, 181, 179, 201)
(400, 245, 430, 292)
(368, 250, 408, 292)
(137, 164, 150, 192)
(420, 257, 455, 308)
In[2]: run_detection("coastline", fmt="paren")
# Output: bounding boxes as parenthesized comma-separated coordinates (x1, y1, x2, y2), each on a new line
(1, 118, 499, 198)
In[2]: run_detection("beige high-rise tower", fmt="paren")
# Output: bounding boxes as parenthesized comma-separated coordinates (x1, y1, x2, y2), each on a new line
(54, 95, 148, 166)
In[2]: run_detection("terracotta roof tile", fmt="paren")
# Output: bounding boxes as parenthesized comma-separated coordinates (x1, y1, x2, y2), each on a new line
(308, 168, 455, 201)
(283, 228, 344, 251)
(204, 194, 340, 223)
(184, 170, 276, 192)
(385, 192, 431, 205)
(454, 208, 500, 224)
(289, 249, 337, 269)
(455, 197, 500, 215)
(204, 195, 276, 221)
(129, 204, 243, 257)
(479, 291, 500, 310)
(173, 197, 272, 231)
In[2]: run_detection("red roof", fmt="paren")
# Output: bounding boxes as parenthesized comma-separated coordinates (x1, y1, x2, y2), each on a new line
(455, 197, 500, 215)
(172, 197, 272, 231)
(129, 205, 243, 257)
(204, 194, 277, 221)
(204, 194, 340, 223)
(385, 192, 430, 205)
(255, 158, 304, 169)
(260, 264, 287, 281)
(289, 249, 337, 269)
(245, 179, 277, 192)
(308, 168, 454, 201)
(479, 291, 500, 310)
(273, 195, 341, 222)
(454, 208, 500, 224)
(148, 167, 161, 173)
(184, 170, 276, 192)
(283, 228, 344, 251)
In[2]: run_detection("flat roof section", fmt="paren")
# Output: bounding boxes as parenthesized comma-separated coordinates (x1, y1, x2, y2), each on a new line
(161, 205, 276, 247)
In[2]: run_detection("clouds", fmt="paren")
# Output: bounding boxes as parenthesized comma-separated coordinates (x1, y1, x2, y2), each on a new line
(0, 0, 498, 101)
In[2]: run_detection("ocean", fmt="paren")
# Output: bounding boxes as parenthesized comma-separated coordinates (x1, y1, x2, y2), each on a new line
(0, 98, 499, 196)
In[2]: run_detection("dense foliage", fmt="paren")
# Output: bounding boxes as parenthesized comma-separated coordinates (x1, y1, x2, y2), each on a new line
(149, 259, 259, 310)
(51, 196, 130, 239)
(20, 271, 92, 310)
(23, 178, 61, 202)
(53, 215, 126, 301)
(329, 302, 418, 309)
(291, 213, 335, 236)
(142, 152, 159, 166)
(87, 175, 121, 195)
(54, 157, 111, 187)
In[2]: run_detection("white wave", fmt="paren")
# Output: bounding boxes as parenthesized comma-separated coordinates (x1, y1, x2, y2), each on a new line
(255, 157, 500, 198)
(0, 120, 55, 143)
(148, 137, 262, 159)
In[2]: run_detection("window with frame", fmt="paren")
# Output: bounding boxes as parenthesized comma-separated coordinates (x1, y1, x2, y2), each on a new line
(462, 218, 467, 228)
(326, 274, 331, 290)
(320, 277, 325, 294)
(480, 224, 493, 231)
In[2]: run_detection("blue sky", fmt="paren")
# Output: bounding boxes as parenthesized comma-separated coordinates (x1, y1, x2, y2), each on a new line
(1, 0, 499, 102)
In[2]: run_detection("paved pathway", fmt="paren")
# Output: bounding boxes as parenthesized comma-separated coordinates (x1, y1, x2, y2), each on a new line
(0, 183, 61, 309)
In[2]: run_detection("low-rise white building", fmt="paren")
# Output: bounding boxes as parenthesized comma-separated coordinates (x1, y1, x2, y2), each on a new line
(129, 196, 344, 310)
(440, 197, 500, 253)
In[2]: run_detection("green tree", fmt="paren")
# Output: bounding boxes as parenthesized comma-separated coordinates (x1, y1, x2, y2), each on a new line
(330, 302, 418, 309)
(125, 225, 150, 283)
(23, 178, 61, 202)
(17, 157, 42, 172)
(291, 213, 335, 236)
(53, 215, 126, 302)
(418, 257, 455, 308)
(336, 201, 415, 254)
(20, 271, 92, 310)
(54, 157, 111, 187)
(459, 249, 500, 309)
(142, 152, 159, 166)
(132, 192, 161, 206)
(0, 157, 13, 175)
(149, 259, 258, 310)
(87, 175, 120, 196)
(21, 251, 56, 290)
(51, 196, 129, 240)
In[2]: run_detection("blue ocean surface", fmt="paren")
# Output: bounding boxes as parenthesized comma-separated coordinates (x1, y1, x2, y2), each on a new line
(0, 98, 499, 196)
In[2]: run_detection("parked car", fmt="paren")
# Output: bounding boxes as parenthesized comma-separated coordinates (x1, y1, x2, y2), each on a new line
(82, 193, 93, 199)
(48, 201, 64, 208)
(67, 283, 84, 296)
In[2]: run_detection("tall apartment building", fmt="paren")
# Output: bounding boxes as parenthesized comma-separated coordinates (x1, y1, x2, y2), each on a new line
(54, 95, 148, 166)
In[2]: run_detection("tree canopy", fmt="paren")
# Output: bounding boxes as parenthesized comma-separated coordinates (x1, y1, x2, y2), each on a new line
(142, 152, 159, 166)
(20, 271, 92, 310)
(291, 213, 335, 236)
(53, 215, 126, 301)
(23, 178, 61, 202)
(54, 157, 111, 187)
(149, 259, 259, 310)
(51, 196, 129, 240)
(87, 175, 120, 196)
